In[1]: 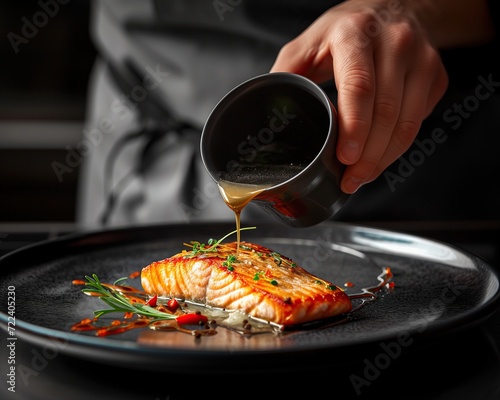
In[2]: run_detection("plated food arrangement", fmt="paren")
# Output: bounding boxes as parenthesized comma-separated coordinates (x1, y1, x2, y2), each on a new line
(1, 221, 498, 373)
(71, 227, 393, 339)
(71, 175, 394, 339)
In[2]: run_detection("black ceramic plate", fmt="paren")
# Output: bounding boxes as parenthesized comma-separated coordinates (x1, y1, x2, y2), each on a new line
(1, 221, 499, 373)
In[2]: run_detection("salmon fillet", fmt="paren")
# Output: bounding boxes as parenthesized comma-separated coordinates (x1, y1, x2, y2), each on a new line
(141, 241, 352, 326)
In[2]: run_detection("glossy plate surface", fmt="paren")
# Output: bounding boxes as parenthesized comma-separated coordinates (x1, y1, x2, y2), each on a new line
(1, 221, 499, 373)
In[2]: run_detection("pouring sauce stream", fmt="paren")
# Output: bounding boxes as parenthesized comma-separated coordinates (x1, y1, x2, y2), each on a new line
(217, 180, 271, 252)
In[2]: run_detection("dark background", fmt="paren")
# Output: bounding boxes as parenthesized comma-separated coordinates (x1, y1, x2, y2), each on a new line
(1, 2, 499, 226)
(0, 6, 500, 399)
(0, 1, 96, 223)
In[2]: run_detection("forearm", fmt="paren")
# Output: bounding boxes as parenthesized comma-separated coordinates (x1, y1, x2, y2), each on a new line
(403, 0, 496, 48)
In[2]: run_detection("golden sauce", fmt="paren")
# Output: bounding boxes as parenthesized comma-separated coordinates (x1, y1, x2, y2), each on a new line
(217, 180, 272, 251)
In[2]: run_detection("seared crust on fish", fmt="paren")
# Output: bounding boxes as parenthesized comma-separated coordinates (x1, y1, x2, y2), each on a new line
(141, 241, 352, 326)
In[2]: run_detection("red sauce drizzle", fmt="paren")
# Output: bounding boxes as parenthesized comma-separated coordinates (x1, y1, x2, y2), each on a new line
(70, 279, 216, 338)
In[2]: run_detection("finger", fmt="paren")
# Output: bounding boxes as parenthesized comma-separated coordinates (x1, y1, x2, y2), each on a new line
(424, 57, 449, 117)
(270, 28, 335, 83)
(339, 33, 407, 193)
(366, 50, 448, 182)
(333, 36, 376, 167)
(270, 38, 317, 75)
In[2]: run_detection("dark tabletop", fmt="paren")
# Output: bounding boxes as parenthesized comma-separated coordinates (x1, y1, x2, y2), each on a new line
(1, 220, 499, 400)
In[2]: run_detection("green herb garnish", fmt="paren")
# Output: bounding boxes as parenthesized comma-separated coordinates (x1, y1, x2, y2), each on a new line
(269, 251, 296, 268)
(82, 274, 175, 321)
(253, 271, 263, 281)
(184, 226, 256, 256)
(222, 254, 238, 271)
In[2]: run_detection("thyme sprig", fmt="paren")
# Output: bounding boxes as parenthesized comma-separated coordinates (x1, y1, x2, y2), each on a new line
(183, 226, 256, 256)
(82, 274, 175, 321)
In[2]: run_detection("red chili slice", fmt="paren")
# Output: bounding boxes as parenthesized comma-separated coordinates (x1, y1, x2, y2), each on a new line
(167, 298, 180, 312)
(145, 295, 157, 307)
(176, 313, 208, 325)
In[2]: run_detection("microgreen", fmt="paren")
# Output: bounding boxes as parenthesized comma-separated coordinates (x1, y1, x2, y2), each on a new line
(222, 254, 238, 271)
(184, 226, 256, 256)
(253, 271, 263, 281)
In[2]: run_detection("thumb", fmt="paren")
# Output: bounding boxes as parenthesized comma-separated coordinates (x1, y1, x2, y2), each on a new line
(270, 41, 312, 75)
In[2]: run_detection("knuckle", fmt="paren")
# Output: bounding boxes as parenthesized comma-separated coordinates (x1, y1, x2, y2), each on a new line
(372, 95, 400, 126)
(339, 68, 375, 98)
(353, 157, 380, 179)
(393, 120, 421, 152)
(389, 21, 417, 50)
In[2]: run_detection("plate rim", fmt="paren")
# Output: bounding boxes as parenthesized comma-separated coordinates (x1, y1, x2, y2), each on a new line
(2, 221, 500, 371)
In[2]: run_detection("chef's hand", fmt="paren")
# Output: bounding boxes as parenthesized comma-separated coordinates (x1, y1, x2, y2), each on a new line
(271, 0, 451, 194)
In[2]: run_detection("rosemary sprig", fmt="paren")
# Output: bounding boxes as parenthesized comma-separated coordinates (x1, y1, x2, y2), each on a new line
(81, 228, 257, 320)
(82, 274, 175, 321)
(184, 226, 256, 256)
